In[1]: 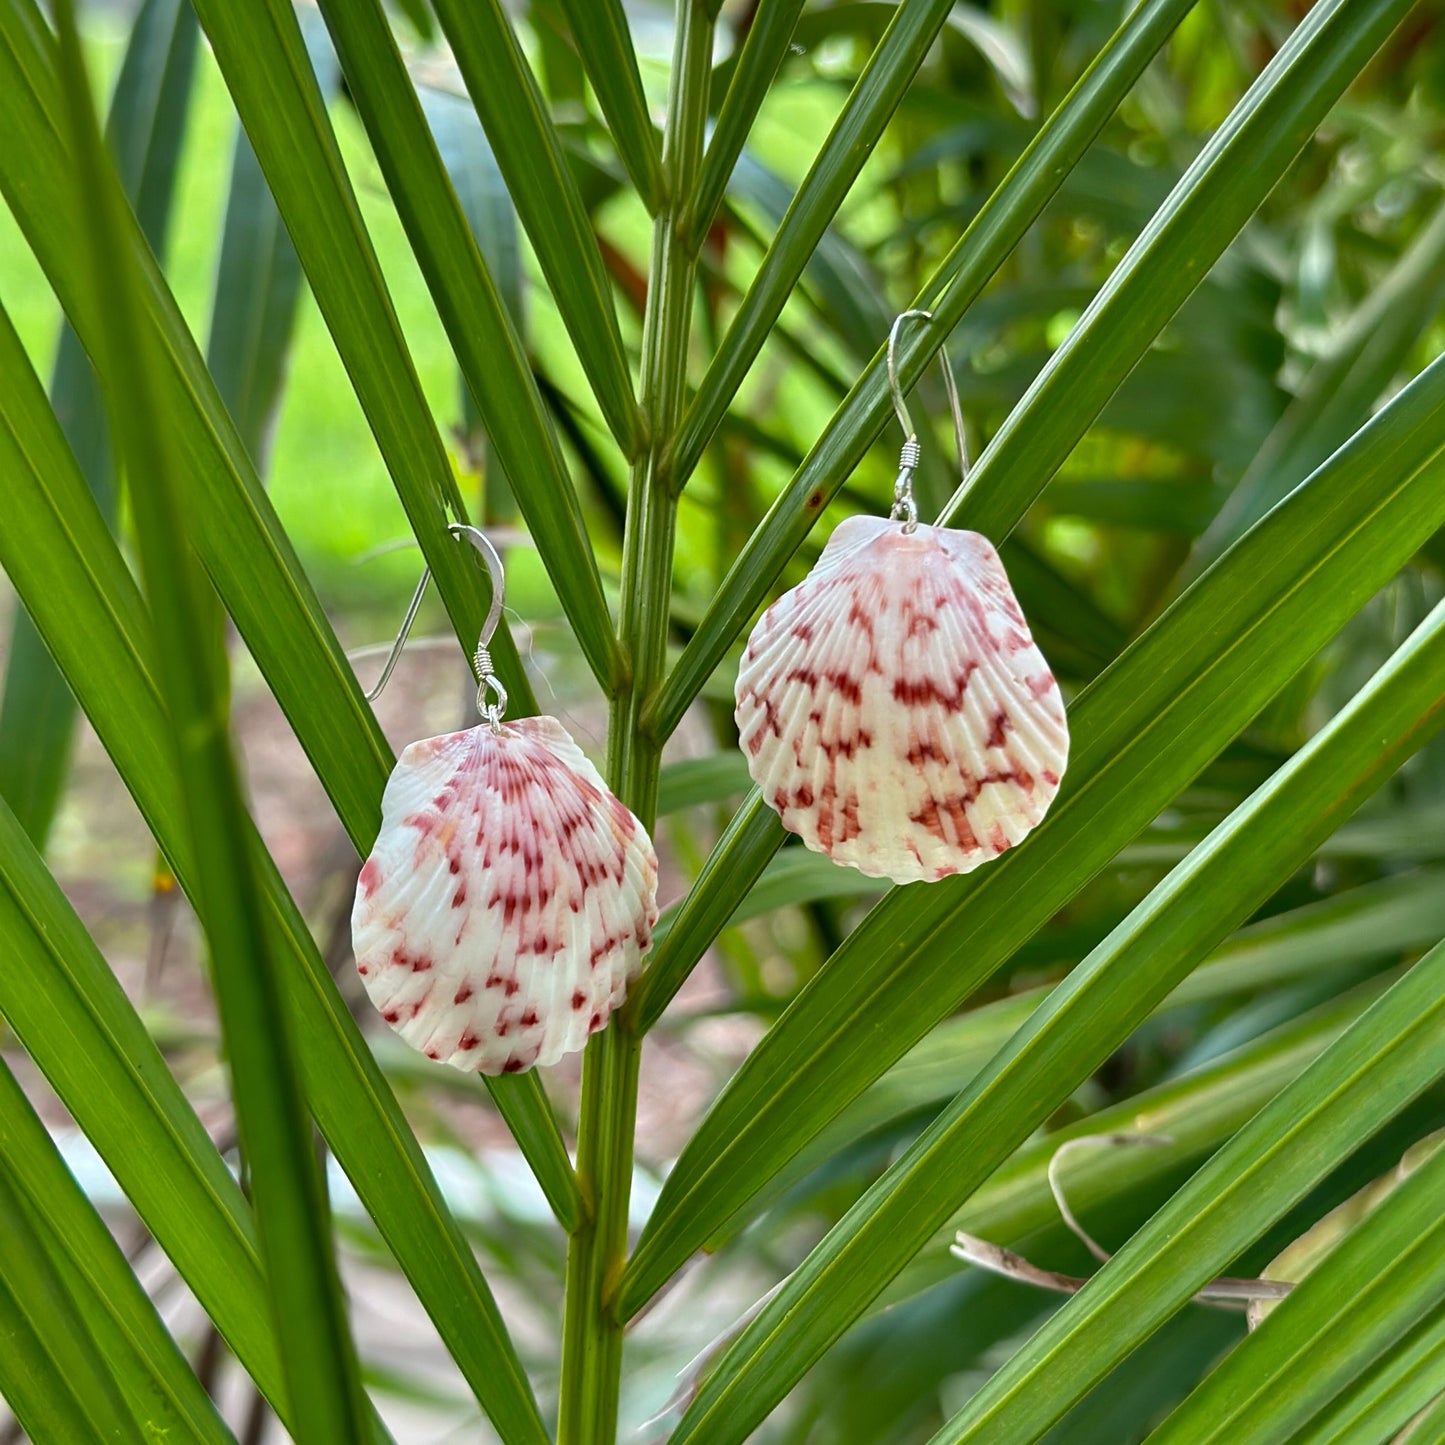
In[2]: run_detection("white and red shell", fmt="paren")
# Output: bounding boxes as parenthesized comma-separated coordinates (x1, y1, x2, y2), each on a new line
(735, 515, 1068, 884)
(351, 716, 658, 1074)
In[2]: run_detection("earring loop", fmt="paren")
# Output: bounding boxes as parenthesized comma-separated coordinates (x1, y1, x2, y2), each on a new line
(364, 521, 508, 730)
(885, 309, 969, 532)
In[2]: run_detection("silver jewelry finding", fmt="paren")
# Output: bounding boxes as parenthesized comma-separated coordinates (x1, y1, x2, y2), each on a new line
(885, 308, 968, 532)
(364, 522, 509, 731)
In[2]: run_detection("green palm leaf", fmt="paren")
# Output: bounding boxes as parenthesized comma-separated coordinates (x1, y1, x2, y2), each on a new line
(557, 0, 663, 211)
(650, 0, 1196, 740)
(625, 353, 1445, 1319)
(0, 0, 393, 840)
(0, 1165, 141, 1444)
(0, 1058, 237, 1445)
(664, 583, 1445, 1444)
(52, 3, 369, 1430)
(306, 0, 621, 691)
(0, 272, 546, 1445)
(0, 0, 195, 848)
(431, 0, 642, 454)
(926, 925, 1445, 1443)
(187, 0, 581, 694)
(1148, 1138, 1445, 1441)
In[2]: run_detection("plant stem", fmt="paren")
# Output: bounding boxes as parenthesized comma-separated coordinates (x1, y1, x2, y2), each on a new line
(558, 5, 715, 1442)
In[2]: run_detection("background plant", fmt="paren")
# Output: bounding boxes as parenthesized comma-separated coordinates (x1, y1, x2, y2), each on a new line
(1, 0, 1444, 1441)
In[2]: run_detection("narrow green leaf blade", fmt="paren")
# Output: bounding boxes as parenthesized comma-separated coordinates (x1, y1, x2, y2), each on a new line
(105, 0, 199, 240)
(310, 0, 620, 692)
(204, 129, 302, 461)
(0, 1166, 139, 1444)
(628, 792, 786, 1032)
(665, 584, 1445, 1445)
(1189, 196, 1445, 578)
(0, 1059, 237, 1445)
(926, 930, 1445, 1444)
(431, 0, 643, 454)
(625, 351, 1445, 1321)
(0, 0, 394, 848)
(0, 793, 285, 1417)
(0, 0, 196, 847)
(0, 254, 547, 1445)
(657, 0, 1415, 739)
(754, 871, 1445, 1275)
(53, 6, 369, 1432)
(674, 0, 958, 484)
(689, 0, 808, 245)
(204, 13, 327, 463)
(1299, 1303, 1445, 1444)
(1403, 1390, 1445, 1444)
(188, 0, 556, 701)
(0, 636, 79, 848)
(556, 0, 664, 210)
(650, 0, 1196, 739)
(0, 315, 310, 1428)
(420, 83, 523, 501)
(1147, 1141, 1445, 1441)
(935, 0, 1419, 542)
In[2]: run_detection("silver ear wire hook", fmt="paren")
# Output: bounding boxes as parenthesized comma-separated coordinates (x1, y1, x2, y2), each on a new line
(364, 522, 509, 731)
(886, 308, 969, 532)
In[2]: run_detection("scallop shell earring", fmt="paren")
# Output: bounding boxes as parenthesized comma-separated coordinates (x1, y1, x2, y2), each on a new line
(352, 525, 658, 1074)
(735, 311, 1069, 885)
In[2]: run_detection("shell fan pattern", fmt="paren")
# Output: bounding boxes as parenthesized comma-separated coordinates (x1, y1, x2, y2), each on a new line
(352, 716, 658, 1075)
(736, 515, 1069, 885)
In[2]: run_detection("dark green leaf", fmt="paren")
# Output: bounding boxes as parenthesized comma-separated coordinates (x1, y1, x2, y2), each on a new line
(690, 0, 808, 244)
(728, 872, 1445, 1259)
(556, 0, 664, 211)
(1299, 1301, 1445, 1443)
(0, 0, 394, 848)
(664, 573, 1445, 1445)
(656, 753, 753, 814)
(431, 0, 643, 455)
(0, 1058, 237, 1445)
(926, 929, 1445, 1443)
(189, 0, 569, 702)
(726, 149, 893, 358)
(0, 1165, 140, 1443)
(627, 793, 786, 1033)
(1148, 1140, 1445, 1441)
(52, 3, 370, 1431)
(934, 0, 1421, 542)
(0, 319, 296, 1424)
(673, 0, 959, 484)
(418, 82, 522, 505)
(650, 0, 1197, 739)
(0, 0, 196, 848)
(311, 0, 621, 692)
(626, 352, 1445, 1323)
(0, 274, 546, 1445)
(204, 9, 335, 464)
(1189, 196, 1445, 579)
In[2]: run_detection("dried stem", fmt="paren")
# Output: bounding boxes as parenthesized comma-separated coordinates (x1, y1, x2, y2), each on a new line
(953, 1132, 1295, 1311)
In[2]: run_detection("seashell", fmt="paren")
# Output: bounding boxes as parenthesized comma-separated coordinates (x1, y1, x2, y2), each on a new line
(352, 715, 658, 1074)
(735, 515, 1068, 885)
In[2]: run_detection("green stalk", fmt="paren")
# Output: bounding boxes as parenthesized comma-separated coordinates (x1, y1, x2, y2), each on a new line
(558, 4, 714, 1440)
